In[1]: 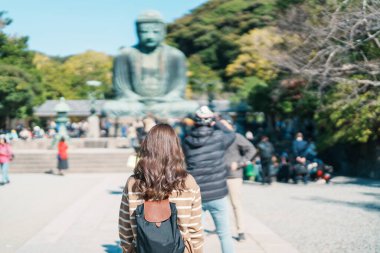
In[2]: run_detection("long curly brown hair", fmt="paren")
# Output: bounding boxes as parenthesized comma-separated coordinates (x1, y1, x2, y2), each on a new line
(133, 123, 188, 200)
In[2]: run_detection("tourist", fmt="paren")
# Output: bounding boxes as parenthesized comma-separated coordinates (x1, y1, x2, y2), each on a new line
(257, 135, 275, 184)
(33, 125, 45, 138)
(245, 130, 254, 142)
(292, 132, 308, 159)
(119, 124, 203, 253)
(143, 114, 156, 133)
(220, 119, 256, 241)
(277, 152, 291, 183)
(102, 119, 112, 137)
(182, 106, 236, 253)
(19, 128, 32, 141)
(292, 133, 310, 183)
(57, 137, 69, 176)
(121, 123, 128, 138)
(78, 120, 88, 138)
(48, 128, 56, 138)
(135, 119, 145, 144)
(127, 123, 137, 148)
(9, 129, 18, 140)
(0, 135, 13, 185)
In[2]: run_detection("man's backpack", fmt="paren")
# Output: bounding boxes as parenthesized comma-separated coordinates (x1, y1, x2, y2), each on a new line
(134, 199, 185, 253)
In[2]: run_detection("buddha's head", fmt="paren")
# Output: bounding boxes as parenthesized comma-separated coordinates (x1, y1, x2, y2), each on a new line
(136, 10, 166, 50)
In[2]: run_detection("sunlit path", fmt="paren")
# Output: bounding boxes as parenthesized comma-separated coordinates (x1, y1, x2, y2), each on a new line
(0, 173, 299, 253)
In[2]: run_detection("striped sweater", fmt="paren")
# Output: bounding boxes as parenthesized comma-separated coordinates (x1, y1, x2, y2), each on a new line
(119, 174, 204, 253)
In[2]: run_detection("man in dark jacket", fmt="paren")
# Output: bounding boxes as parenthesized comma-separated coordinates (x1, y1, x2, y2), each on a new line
(292, 132, 309, 183)
(292, 132, 308, 158)
(183, 106, 236, 253)
(257, 135, 275, 184)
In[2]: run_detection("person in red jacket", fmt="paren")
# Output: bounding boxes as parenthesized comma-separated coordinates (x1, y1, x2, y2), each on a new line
(57, 137, 69, 176)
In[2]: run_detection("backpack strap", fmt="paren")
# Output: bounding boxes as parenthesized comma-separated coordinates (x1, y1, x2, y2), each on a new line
(144, 199, 171, 227)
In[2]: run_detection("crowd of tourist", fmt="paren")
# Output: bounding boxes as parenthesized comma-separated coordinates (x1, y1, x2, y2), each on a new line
(118, 106, 332, 253)
(118, 105, 332, 253)
(0, 105, 333, 252)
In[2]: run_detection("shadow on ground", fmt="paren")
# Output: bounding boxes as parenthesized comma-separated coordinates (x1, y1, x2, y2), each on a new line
(294, 196, 380, 212)
(108, 190, 123, 195)
(108, 186, 125, 195)
(362, 192, 380, 199)
(102, 241, 121, 253)
(332, 177, 380, 188)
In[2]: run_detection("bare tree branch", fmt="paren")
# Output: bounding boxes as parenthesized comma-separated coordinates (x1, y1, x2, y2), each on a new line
(271, 0, 380, 98)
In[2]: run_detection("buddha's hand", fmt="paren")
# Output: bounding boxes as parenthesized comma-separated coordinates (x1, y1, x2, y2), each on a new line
(121, 91, 142, 101)
(139, 96, 182, 103)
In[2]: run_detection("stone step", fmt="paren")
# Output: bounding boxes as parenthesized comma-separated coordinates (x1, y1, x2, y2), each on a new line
(12, 168, 132, 173)
(11, 164, 129, 170)
(11, 165, 133, 173)
(13, 159, 128, 163)
(10, 149, 136, 173)
(12, 159, 129, 164)
(12, 159, 131, 164)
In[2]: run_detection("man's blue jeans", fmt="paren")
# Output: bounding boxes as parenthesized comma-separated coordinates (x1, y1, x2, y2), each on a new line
(202, 196, 235, 253)
(1, 162, 10, 183)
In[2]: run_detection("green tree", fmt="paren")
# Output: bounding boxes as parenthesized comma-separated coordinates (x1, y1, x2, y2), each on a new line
(0, 65, 42, 121)
(316, 83, 380, 148)
(0, 12, 44, 127)
(33, 53, 74, 99)
(34, 50, 113, 100)
(167, 0, 277, 78)
(62, 50, 112, 99)
(187, 55, 221, 97)
(225, 27, 282, 95)
(274, 0, 380, 147)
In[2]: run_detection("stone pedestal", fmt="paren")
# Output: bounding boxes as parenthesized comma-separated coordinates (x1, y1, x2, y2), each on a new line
(87, 115, 100, 138)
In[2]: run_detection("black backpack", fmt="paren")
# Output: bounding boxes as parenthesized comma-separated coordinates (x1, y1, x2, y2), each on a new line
(134, 199, 185, 253)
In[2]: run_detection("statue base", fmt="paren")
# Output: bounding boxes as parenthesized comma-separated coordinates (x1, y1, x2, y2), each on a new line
(102, 99, 199, 118)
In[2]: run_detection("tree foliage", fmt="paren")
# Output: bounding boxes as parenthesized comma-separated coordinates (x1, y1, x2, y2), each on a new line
(316, 83, 380, 148)
(226, 27, 281, 90)
(0, 12, 43, 125)
(168, 0, 380, 149)
(272, 0, 380, 147)
(0, 64, 42, 120)
(187, 55, 222, 97)
(167, 0, 277, 82)
(34, 50, 113, 100)
(0, 12, 113, 127)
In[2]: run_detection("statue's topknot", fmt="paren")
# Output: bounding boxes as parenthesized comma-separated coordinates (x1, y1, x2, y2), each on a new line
(136, 10, 165, 24)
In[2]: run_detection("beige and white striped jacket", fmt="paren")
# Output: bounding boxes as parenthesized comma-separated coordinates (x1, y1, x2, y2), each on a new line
(119, 174, 204, 253)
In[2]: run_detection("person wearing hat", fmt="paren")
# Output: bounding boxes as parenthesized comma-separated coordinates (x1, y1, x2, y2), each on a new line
(183, 106, 236, 253)
(0, 135, 13, 185)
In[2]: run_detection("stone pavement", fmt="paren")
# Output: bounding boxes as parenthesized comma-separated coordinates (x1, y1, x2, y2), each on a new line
(242, 177, 380, 253)
(0, 173, 298, 253)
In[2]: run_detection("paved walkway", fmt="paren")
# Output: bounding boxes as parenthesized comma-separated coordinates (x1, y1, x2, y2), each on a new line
(0, 173, 298, 253)
(242, 177, 380, 253)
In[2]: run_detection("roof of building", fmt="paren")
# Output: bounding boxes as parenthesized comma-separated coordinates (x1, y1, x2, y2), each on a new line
(35, 100, 106, 117)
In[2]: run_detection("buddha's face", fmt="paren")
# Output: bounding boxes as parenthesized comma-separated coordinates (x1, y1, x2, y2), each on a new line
(137, 22, 165, 49)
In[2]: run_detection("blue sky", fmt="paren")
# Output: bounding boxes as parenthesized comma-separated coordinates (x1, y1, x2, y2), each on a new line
(2, 0, 207, 56)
